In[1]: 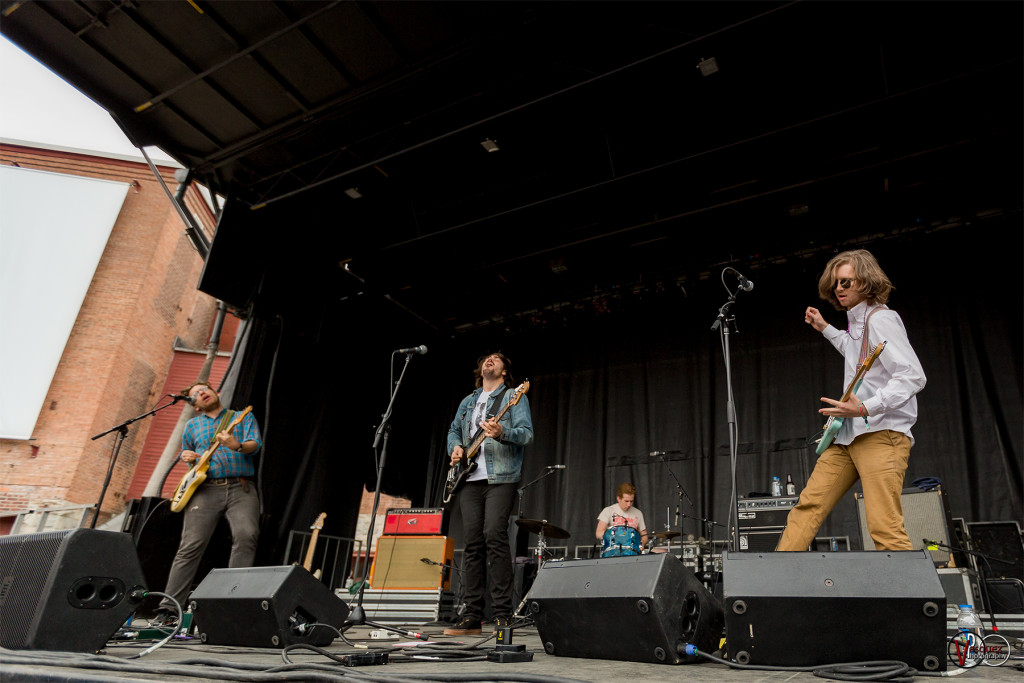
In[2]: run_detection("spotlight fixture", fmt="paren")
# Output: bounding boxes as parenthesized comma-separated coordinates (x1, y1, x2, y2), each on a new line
(697, 57, 719, 77)
(344, 187, 362, 199)
(480, 138, 500, 153)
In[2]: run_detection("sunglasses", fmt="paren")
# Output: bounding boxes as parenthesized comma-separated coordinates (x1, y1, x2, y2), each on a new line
(835, 278, 857, 290)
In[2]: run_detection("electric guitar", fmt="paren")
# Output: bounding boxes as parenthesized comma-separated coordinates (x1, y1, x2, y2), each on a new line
(442, 380, 530, 504)
(170, 406, 253, 512)
(303, 512, 326, 580)
(814, 342, 886, 455)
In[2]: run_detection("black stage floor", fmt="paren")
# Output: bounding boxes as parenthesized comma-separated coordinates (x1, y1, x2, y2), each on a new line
(1, 619, 1022, 683)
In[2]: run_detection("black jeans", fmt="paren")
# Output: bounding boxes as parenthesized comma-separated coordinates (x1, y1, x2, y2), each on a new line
(457, 480, 517, 620)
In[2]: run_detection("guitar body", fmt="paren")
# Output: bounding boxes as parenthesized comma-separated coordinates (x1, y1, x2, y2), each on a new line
(813, 342, 886, 456)
(815, 416, 844, 455)
(443, 459, 478, 504)
(170, 467, 209, 512)
(441, 381, 529, 505)
(170, 406, 253, 513)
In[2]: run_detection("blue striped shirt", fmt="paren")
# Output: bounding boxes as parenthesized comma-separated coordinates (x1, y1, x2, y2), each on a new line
(181, 409, 262, 479)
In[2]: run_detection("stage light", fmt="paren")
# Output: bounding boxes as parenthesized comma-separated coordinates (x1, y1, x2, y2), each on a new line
(697, 57, 719, 77)
(344, 187, 362, 199)
(480, 138, 500, 153)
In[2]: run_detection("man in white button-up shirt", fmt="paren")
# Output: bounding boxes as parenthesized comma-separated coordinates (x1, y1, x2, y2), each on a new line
(778, 249, 926, 551)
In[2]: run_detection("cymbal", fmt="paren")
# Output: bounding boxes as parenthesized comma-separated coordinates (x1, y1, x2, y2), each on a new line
(651, 531, 681, 540)
(515, 517, 571, 539)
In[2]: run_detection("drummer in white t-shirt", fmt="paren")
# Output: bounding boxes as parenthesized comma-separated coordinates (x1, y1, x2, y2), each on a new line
(595, 482, 649, 550)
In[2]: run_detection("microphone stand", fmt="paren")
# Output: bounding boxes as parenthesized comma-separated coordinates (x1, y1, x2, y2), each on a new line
(711, 267, 750, 552)
(515, 468, 561, 520)
(343, 351, 427, 640)
(89, 395, 188, 528)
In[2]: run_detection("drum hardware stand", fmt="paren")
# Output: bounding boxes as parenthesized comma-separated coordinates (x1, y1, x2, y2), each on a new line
(711, 266, 753, 552)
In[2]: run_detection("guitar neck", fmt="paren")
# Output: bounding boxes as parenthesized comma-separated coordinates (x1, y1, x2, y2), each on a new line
(303, 530, 320, 571)
(464, 394, 516, 459)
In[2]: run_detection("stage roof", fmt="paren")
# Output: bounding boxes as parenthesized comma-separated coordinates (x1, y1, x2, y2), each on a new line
(4, 1, 1021, 332)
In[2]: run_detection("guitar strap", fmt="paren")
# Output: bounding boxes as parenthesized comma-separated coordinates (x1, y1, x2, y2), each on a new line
(208, 409, 235, 454)
(859, 306, 887, 363)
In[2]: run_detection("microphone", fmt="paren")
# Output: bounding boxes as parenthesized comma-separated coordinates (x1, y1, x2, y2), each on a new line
(396, 345, 428, 355)
(172, 393, 196, 405)
(547, 464, 566, 470)
(674, 505, 679, 527)
(736, 271, 754, 292)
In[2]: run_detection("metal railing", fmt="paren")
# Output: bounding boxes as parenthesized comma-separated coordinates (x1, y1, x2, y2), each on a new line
(0, 504, 96, 535)
(283, 530, 364, 591)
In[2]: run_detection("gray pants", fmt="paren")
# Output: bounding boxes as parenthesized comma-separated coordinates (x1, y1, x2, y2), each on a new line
(158, 479, 260, 612)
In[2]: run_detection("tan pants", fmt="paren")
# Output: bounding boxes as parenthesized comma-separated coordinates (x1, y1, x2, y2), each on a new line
(777, 430, 914, 551)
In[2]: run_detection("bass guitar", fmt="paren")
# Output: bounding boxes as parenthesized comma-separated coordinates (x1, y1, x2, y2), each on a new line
(442, 381, 529, 504)
(814, 342, 885, 455)
(170, 406, 253, 512)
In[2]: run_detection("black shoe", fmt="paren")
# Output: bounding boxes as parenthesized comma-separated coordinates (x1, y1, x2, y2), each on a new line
(149, 610, 179, 629)
(443, 617, 482, 636)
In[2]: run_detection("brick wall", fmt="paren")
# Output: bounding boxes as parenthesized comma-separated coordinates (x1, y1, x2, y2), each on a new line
(0, 143, 220, 524)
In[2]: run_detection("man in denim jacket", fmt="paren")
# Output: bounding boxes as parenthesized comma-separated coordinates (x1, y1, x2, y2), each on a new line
(443, 353, 533, 635)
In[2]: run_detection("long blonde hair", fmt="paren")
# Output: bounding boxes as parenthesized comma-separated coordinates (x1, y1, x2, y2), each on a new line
(817, 249, 893, 310)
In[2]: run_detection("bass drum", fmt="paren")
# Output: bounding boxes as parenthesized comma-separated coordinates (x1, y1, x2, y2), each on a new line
(600, 525, 641, 557)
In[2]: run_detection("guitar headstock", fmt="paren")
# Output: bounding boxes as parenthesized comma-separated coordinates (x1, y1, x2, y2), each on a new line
(310, 512, 326, 531)
(508, 380, 530, 405)
(864, 341, 887, 366)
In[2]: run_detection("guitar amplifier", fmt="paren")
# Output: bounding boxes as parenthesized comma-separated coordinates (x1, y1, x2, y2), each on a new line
(383, 508, 449, 536)
(737, 496, 797, 528)
(370, 536, 454, 590)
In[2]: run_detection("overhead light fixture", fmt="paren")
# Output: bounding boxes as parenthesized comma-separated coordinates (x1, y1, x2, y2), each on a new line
(480, 138, 500, 153)
(344, 187, 362, 199)
(697, 57, 719, 77)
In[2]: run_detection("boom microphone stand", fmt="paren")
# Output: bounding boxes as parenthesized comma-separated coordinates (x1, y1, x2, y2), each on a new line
(343, 349, 428, 640)
(711, 267, 754, 552)
(89, 395, 190, 528)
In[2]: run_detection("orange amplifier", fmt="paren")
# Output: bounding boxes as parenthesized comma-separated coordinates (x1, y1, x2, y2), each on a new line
(369, 535, 454, 590)
(383, 507, 449, 536)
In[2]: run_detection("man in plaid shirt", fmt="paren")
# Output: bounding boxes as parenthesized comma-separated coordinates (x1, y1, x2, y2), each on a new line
(151, 381, 262, 628)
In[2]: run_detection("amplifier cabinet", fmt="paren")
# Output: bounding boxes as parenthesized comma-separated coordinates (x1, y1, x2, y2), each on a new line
(370, 535, 453, 590)
(856, 487, 955, 562)
(383, 508, 449, 536)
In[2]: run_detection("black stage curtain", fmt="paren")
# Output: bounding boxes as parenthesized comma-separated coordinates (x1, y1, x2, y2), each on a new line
(229, 222, 1021, 566)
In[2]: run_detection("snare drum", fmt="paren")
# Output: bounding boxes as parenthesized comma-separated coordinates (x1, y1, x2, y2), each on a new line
(601, 525, 641, 557)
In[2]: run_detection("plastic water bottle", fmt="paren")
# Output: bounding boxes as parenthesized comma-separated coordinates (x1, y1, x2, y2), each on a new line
(956, 604, 984, 638)
(770, 476, 782, 497)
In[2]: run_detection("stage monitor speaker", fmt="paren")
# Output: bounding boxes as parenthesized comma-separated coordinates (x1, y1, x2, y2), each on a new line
(0, 529, 146, 652)
(189, 566, 350, 647)
(855, 487, 955, 563)
(527, 554, 724, 664)
(370, 535, 453, 590)
(723, 550, 946, 671)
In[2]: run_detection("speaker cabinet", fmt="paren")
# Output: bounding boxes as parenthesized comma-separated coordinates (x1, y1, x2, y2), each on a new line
(0, 529, 146, 652)
(723, 550, 946, 671)
(370, 536, 453, 590)
(855, 487, 955, 562)
(526, 554, 724, 664)
(189, 566, 350, 647)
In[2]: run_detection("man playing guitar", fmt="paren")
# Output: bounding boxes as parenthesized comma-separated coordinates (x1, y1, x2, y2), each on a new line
(443, 353, 533, 636)
(777, 249, 926, 552)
